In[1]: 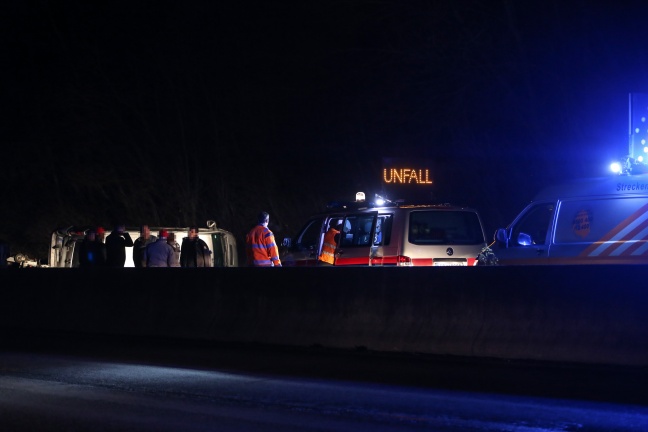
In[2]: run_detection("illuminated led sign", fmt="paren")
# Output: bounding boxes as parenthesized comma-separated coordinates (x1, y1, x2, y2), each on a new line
(383, 168, 433, 185)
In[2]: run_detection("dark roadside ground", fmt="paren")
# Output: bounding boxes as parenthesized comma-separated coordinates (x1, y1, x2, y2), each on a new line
(3, 330, 648, 407)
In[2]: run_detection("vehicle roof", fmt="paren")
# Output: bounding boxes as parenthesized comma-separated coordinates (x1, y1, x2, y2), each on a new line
(533, 174, 648, 201)
(317, 202, 480, 215)
(53, 225, 234, 237)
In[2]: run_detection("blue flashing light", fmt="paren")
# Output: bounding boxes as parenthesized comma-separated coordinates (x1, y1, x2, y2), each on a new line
(611, 162, 622, 173)
(639, 156, 644, 163)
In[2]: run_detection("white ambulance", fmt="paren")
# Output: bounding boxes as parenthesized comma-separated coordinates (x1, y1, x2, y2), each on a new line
(281, 194, 488, 267)
(493, 174, 648, 264)
(49, 221, 238, 268)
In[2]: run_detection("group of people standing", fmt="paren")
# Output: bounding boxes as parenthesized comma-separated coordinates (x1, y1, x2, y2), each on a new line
(78, 224, 211, 268)
(77, 210, 289, 268)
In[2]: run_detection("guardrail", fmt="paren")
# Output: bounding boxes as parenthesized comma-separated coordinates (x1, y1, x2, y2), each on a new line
(1, 266, 647, 366)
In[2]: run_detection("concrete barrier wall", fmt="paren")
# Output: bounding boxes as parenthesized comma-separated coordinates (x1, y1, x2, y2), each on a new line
(1, 266, 648, 366)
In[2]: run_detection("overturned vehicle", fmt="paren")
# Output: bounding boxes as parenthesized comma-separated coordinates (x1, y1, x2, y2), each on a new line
(49, 221, 238, 268)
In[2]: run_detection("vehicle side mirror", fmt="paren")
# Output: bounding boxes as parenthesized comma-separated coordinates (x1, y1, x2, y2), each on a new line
(517, 232, 533, 246)
(495, 228, 508, 247)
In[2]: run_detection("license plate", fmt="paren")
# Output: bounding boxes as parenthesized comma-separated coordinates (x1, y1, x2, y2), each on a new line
(433, 261, 467, 267)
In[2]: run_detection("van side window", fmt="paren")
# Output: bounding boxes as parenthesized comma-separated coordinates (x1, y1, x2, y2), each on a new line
(511, 203, 554, 246)
(373, 215, 392, 246)
(340, 215, 377, 247)
(211, 233, 226, 267)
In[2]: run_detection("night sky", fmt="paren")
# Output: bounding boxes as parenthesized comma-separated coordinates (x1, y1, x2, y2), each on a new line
(3, 1, 647, 258)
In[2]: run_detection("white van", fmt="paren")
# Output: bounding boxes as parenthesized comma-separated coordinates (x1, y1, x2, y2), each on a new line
(493, 174, 648, 264)
(281, 200, 487, 267)
(49, 222, 238, 268)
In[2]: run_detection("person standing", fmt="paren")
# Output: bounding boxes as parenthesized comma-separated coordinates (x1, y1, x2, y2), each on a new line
(133, 225, 157, 268)
(180, 227, 212, 267)
(105, 223, 134, 267)
(246, 211, 282, 267)
(143, 230, 175, 267)
(0, 238, 8, 268)
(78, 228, 107, 268)
(318, 220, 341, 266)
(167, 232, 181, 267)
(95, 226, 106, 244)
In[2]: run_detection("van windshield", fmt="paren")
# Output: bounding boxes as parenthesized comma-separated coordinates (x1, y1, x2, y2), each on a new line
(408, 210, 483, 245)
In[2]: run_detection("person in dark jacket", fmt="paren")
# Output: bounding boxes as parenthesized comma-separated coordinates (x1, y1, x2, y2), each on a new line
(105, 223, 134, 267)
(78, 229, 107, 268)
(96, 226, 106, 244)
(133, 225, 156, 268)
(180, 227, 212, 267)
(0, 239, 9, 268)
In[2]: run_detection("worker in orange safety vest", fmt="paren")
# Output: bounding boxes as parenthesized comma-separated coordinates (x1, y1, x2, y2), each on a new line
(246, 211, 282, 267)
(318, 219, 342, 266)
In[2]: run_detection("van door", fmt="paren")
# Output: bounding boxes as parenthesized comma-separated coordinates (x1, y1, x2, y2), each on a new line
(495, 202, 555, 265)
(335, 212, 378, 266)
(50, 228, 85, 268)
(283, 217, 327, 266)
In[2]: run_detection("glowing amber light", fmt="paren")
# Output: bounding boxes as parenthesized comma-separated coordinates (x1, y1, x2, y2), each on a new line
(383, 168, 433, 184)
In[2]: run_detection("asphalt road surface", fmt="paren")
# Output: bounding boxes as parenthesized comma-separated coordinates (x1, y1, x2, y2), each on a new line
(1, 333, 648, 431)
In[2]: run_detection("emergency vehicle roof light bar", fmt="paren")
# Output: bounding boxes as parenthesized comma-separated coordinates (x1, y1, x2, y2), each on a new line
(610, 156, 648, 175)
(374, 193, 395, 207)
(326, 192, 405, 210)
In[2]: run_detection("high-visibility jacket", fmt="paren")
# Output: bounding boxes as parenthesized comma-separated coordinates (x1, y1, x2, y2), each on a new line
(319, 228, 340, 265)
(246, 224, 282, 267)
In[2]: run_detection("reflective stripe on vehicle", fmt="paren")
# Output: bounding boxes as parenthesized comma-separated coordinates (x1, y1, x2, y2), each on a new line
(581, 203, 648, 257)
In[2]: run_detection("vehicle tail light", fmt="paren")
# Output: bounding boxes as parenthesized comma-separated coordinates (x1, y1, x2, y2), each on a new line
(397, 255, 413, 266)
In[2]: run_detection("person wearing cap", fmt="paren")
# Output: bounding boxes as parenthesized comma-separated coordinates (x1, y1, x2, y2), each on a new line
(105, 223, 134, 267)
(180, 226, 212, 267)
(78, 228, 107, 268)
(143, 229, 175, 267)
(95, 226, 106, 243)
(245, 211, 282, 267)
(318, 219, 342, 266)
(133, 225, 157, 268)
